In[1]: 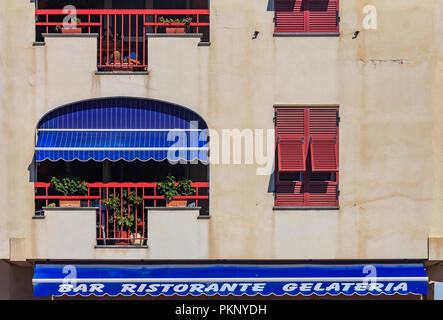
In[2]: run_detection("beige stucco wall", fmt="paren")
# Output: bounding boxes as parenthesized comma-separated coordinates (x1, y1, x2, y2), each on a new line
(30, 207, 208, 260)
(1, 0, 443, 261)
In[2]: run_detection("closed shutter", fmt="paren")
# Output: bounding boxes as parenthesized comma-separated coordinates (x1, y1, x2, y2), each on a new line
(308, 182, 338, 206)
(309, 108, 338, 172)
(275, 0, 306, 33)
(308, 0, 339, 33)
(275, 183, 305, 206)
(275, 107, 307, 172)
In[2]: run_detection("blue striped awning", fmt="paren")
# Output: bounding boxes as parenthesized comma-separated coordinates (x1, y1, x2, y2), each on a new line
(35, 97, 209, 162)
(32, 264, 429, 297)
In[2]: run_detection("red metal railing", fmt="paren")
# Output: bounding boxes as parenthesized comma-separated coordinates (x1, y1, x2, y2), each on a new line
(35, 182, 209, 245)
(35, 9, 210, 71)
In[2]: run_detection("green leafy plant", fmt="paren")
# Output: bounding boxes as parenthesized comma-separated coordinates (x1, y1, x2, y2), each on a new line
(48, 203, 57, 208)
(114, 50, 121, 61)
(102, 189, 143, 231)
(158, 16, 192, 27)
(55, 17, 82, 32)
(157, 176, 196, 201)
(50, 177, 88, 196)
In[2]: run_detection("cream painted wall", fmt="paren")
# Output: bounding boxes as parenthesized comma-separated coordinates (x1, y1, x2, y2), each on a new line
(0, 0, 442, 261)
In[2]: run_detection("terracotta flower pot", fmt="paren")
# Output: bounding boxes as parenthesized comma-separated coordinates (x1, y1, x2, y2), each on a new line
(166, 199, 188, 207)
(165, 27, 186, 34)
(59, 199, 81, 208)
(61, 27, 82, 34)
(115, 230, 131, 245)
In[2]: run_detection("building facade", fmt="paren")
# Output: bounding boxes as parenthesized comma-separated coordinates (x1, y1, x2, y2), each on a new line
(1, 0, 443, 299)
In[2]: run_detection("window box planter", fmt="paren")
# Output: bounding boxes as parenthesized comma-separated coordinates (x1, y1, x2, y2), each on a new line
(59, 199, 82, 208)
(165, 27, 186, 34)
(165, 199, 188, 207)
(61, 27, 82, 34)
(158, 176, 196, 208)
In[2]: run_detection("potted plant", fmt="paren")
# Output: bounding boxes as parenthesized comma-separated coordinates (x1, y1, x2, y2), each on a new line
(50, 177, 89, 208)
(102, 189, 143, 245)
(55, 17, 82, 34)
(157, 176, 196, 207)
(110, 51, 133, 72)
(158, 16, 192, 34)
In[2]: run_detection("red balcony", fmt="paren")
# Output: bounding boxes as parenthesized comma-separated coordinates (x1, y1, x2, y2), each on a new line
(35, 9, 210, 71)
(35, 181, 209, 246)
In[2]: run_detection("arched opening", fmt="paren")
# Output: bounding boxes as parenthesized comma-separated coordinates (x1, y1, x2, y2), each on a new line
(34, 97, 210, 245)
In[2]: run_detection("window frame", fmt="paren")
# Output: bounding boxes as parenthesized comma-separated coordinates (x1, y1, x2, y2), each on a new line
(273, 0, 340, 36)
(274, 105, 339, 209)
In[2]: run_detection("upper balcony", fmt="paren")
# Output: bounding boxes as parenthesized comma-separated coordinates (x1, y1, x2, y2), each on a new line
(35, 0, 210, 72)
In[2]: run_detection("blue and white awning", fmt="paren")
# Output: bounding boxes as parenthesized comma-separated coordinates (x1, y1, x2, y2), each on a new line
(32, 264, 429, 297)
(35, 97, 209, 163)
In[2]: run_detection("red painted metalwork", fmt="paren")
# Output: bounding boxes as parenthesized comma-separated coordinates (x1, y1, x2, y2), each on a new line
(277, 138, 306, 171)
(35, 181, 209, 244)
(35, 9, 210, 71)
(274, 0, 339, 33)
(309, 108, 339, 171)
(274, 106, 339, 207)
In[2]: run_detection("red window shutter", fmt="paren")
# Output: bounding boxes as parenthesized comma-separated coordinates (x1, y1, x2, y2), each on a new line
(310, 137, 338, 171)
(309, 107, 338, 172)
(275, 0, 306, 33)
(275, 107, 305, 136)
(275, 107, 307, 172)
(275, 183, 305, 206)
(308, 182, 338, 206)
(278, 137, 306, 171)
(307, 0, 339, 33)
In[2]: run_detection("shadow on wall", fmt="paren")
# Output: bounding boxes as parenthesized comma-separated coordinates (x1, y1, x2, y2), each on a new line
(0, 260, 40, 300)
(267, 160, 276, 193)
(267, 0, 274, 11)
(28, 157, 37, 183)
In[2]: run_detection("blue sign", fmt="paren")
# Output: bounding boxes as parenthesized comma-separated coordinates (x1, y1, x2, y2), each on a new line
(32, 264, 428, 297)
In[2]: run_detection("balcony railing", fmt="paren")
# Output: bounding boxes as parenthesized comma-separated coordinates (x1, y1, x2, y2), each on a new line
(35, 9, 210, 71)
(35, 182, 209, 245)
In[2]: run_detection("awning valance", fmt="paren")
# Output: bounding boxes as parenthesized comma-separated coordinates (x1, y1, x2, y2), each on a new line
(35, 129, 208, 162)
(35, 97, 209, 163)
(32, 264, 428, 297)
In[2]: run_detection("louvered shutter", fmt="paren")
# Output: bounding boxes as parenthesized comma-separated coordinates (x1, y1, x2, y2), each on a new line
(275, 183, 305, 206)
(308, 182, 338, 206)
(275, 0, 339, 33)
(307, 0, 339, 33)
(309, 108, 338, 172)
(278, 137, 306, 171)
(274, 0, 306, 33)
(275, 107, 307, 172)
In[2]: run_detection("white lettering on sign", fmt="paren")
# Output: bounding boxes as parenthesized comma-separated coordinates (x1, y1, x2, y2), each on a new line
(282, 283, 298, 292)
(55, 281, 410, 295)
